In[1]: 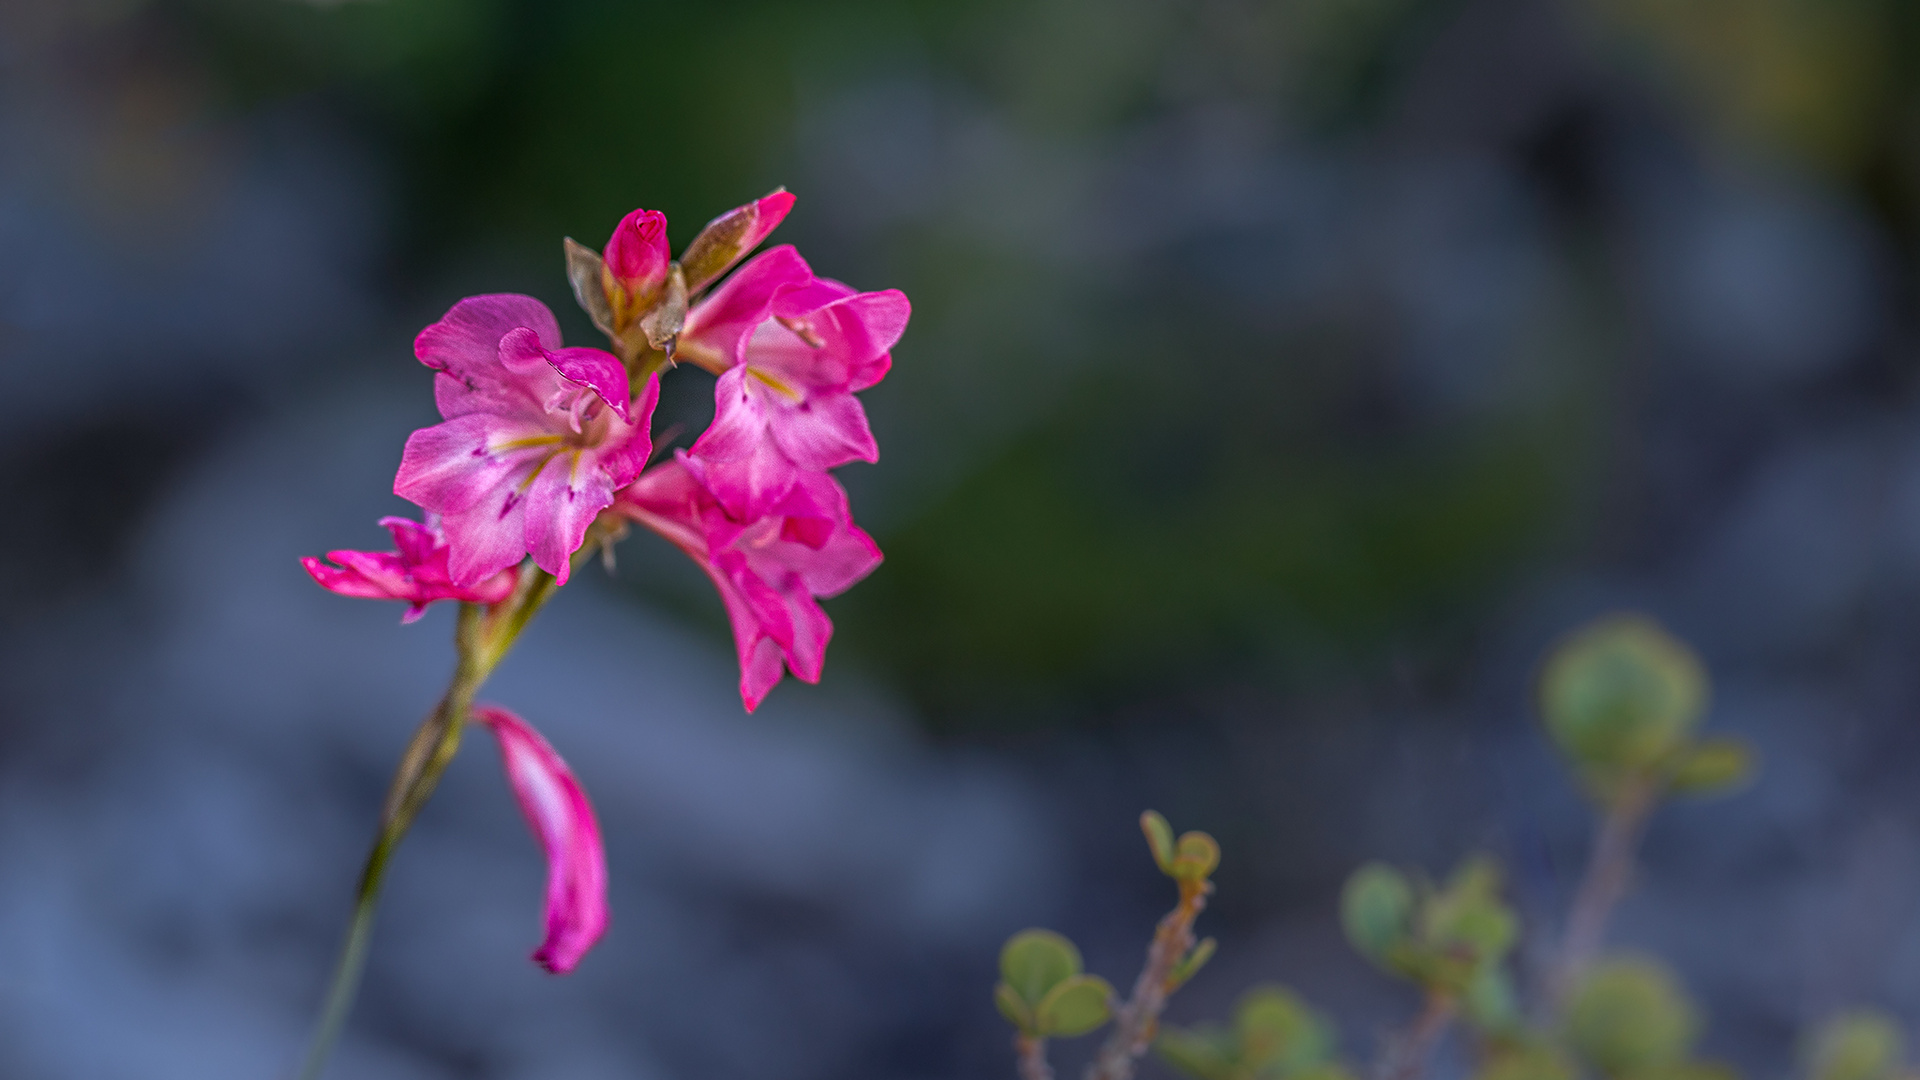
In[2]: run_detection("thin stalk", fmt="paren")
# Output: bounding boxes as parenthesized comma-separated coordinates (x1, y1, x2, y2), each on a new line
(1085, 880, 1210, 1080)
(1015, 1034, 1054, 1080)
(294, 566, 561, 1080)
(1553, 779, 1657, 1006)
(1374, 992, 1456, 1080)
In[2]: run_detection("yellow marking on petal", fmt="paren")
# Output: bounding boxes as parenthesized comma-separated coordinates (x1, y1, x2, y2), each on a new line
(517, 449, 564, 493)
(493, 434, 565, 453)
(747, 366, 802, 401)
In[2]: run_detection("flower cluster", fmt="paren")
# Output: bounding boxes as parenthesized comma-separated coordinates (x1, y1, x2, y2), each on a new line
(299, 190, 905, 978)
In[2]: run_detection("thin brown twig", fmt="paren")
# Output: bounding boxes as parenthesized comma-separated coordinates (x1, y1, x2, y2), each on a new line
(1016, 1034, 1054, 1080)
(1084, 880, 1210, 1080)
(1553, 779, 1657, 1006)
(1373, 992, 1456, 1080)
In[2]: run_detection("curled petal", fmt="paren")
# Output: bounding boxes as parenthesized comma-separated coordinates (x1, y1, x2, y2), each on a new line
(300, 517, 516, 621)
(471, 705, 609, 975)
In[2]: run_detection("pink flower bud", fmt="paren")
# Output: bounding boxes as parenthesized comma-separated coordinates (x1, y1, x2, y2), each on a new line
(680, 188, 797, 295)
(601, 208, 671, 319)
(471, 704, 609, 974)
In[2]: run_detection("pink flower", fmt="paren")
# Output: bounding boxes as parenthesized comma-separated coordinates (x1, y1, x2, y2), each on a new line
(615, 454, 883, 711)
(471, 704, 609, 975)
(395, 294, 659, 587)
(676, 248, 911, 519)
(301, 516, 517, 622)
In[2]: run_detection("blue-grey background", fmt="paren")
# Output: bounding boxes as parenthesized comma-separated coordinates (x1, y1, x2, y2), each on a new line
(3, 0, 1919, 1076)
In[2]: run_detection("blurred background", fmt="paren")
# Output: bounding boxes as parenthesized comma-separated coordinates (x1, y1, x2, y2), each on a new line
(4, 0, 1920, 1076)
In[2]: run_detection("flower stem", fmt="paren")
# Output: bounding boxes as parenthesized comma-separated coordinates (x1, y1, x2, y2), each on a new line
(1015, 1034, 1054, 1080)
(1084, 879, 1210, 1080)
(1373, 992, 1456, 1080)
(1553, 779, 1657, 1006)
(294, 569, 559, 1080)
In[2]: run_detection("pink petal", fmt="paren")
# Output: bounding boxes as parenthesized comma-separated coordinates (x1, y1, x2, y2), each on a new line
(439, 487, 535, 587)
(543, 346, 633, 421)
(416, 295, 562, 382)
(521, 450, 617, 586)
(470, 705, 608, 975)
(682, 442, 800, 523)
(679, 246, 813, 367)
(602, 207, 670, 294)
(766, 389, 878, 470)
(394, 414, 542, 515)
(743, 189, 796, 250)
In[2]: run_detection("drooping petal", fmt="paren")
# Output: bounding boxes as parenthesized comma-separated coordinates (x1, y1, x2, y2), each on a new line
(470, 705, 608, 975)
(301, 518, 516, 620)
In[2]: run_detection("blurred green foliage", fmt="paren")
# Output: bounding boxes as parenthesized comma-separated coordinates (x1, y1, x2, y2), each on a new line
(996, 928, 1116, 1040)
(1157, 986, 1354, 1080)
(1340, 855, 1518, 1001)
(1807, 1013, 1909, 1080)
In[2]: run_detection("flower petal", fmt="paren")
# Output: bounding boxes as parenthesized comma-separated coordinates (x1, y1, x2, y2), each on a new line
(471, 705, 608, 975)
(416, 294, 563, 387)
(678, 246, 813, 369)
(543, 346, 633, 421)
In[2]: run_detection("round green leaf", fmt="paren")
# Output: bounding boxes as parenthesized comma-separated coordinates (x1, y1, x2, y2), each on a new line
(1001, 929, 1083, 1006)
(1341, 863, 1413, 962)
(1172, 831, 1221, 881)
(1235, 985, 1335, 1072)
(1156, 1026, 1239, 1080)
(1808, 1011, 1904, 1080)
(1036, 974, 1114, 1038)
(1540, 615, 1708, 773)
(1565, 957, 1699, 1075)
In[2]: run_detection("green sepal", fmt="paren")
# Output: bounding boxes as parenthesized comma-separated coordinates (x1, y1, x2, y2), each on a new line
(563, 237, 616, 339)
(1036, 974, 1115, 1037)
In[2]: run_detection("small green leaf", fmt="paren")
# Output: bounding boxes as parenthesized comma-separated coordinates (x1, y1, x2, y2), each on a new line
(1001, 929, 1083, 1007)
(1808, 1011, 1904, 1080)
(1668, 738, 1755, 797)
(563, 237, 615, 339)
(1168, 937, 1217, 991)
(1540, 615, 1709, 777)
(1156, 1026, 1239, 1080)
(1236, 985, 1336, 1072)
(1565, 956, 1699, 1075)
(996, 981, 1036, 1033)
(1171, 831, 1221, 881)
(1142, 811, 1176, 873)
(1473, 1043, 1577, 1080)
(1036, 974, 1115, 1038)
(1341, 863, 1413, 962)
(1463, 965, 1521, 1034)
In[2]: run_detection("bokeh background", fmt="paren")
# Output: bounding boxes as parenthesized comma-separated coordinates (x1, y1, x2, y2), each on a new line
(5, 0, 1920, 1076)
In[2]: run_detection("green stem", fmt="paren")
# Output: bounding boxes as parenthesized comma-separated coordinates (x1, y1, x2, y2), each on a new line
(295, 568, 560, 1080)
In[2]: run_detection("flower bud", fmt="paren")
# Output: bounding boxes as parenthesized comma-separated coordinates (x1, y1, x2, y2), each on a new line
(680, 188, 795, 294)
